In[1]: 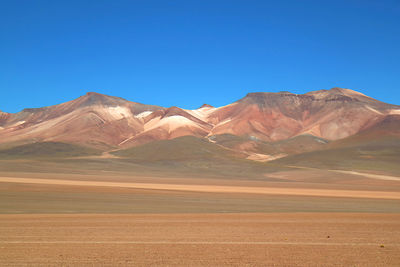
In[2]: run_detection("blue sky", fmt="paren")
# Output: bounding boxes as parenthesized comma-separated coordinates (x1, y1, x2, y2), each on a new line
(1, 0, 399, 113)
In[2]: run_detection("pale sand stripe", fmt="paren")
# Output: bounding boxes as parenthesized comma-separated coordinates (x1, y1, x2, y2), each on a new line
(287, 165, 400, 181)
(0, 176, 400, 199)
(331, 170, 400, 181)
(0, 241, 398, 246)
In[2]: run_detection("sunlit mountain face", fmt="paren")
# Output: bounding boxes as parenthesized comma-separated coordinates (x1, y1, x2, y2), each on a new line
(0, 88, 399, 162)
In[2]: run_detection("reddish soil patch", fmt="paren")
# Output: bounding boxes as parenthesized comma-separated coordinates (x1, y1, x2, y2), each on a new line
(0, 213, 399, 266)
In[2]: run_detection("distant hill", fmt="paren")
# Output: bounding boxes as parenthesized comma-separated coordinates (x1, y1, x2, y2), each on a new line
(0, 88, 399, 168)
(271, 115, 400, 175)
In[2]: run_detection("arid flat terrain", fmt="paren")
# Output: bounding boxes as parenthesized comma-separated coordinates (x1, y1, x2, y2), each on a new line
(1, 167, 400, 266)
(1, 176, 400, 199)
(1, 169, 400, 214)
(1, 213, 399, 266)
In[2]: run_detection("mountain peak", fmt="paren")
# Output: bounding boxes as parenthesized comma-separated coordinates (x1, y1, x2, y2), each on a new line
(86, 91, 102, 96)
(83, 91, 117, 100)
(74, 92, 129, 107)
(332, 88, 369, 97)
(199, 104, 214, 109)
(244, 91, 297, 99)
(329, 87, 346, 93)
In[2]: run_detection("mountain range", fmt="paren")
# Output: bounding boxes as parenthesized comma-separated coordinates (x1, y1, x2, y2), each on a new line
(0, 87, 399, 165)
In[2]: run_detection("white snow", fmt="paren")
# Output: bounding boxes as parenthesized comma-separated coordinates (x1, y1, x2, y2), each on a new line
(119, 136, 135, 146)
(184, 103, 237, 123)
(106, 106, 132, 119)
(135, 111, 153, 118)
(144, 115, 200, 133)
(216, 118, 232, 126)
(11, 120, 26, 126)
(185, 106, 216, 121)
(365, 105, 383, 115)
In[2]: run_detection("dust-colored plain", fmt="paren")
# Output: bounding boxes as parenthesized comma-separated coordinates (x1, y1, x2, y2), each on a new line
(1, 165, 400, 266)
(1, 213, 400, 266)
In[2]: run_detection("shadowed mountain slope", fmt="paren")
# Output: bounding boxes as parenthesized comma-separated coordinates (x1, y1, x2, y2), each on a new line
(112, 136, 241, 161)
(271, 115, 400, 175)
(110, 136, 278, 178)
(0, 142, 101, 159)
(209, 134, 328, 161)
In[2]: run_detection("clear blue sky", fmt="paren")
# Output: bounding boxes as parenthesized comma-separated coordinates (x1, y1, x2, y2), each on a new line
(1, 0, 399, 113)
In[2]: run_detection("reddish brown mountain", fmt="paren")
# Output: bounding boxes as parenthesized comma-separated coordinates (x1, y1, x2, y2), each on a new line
(208, 88, 399, 141)
(119, 106, 213, 147)
(0, 88, 398, 154)
(0, 92, 163, 149)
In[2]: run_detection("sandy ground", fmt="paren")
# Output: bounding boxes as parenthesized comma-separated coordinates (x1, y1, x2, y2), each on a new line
(3, 181, 400, 214)
(0, 213, 399, 266)
(1, 176, 400, 200)
(1, 170, 400, 214)
(1, 169, 399, 265)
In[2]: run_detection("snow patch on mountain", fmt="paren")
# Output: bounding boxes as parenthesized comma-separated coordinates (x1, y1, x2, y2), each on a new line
(216, 118, 232, 126)
(185, 106, 216, 122)
(145, 115, 202, 133)
(135, 111, 153, 118)
(365, 105, 383, 115)
(106, 106, 132, 119)
(11, 120, 26, 127)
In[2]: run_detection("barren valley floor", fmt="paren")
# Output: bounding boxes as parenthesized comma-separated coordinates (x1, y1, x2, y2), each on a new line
(0, 168, 400, 266)
(1, 213, 399, 266)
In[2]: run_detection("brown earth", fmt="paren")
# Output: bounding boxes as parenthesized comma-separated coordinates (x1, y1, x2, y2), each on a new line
(1, 168, 399, 265)
(1, 169, 400, 214)
(1, 176, 400, 200)
(0, 213, 399, 266)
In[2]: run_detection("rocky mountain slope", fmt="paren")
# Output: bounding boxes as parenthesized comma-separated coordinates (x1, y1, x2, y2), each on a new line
(0, 88, 399, 161)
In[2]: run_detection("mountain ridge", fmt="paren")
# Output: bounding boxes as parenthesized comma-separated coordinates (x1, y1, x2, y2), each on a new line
(0, 88, 399, 159)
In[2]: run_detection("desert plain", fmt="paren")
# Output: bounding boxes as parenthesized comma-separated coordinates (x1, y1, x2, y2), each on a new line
(1, 158, 400, 266)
